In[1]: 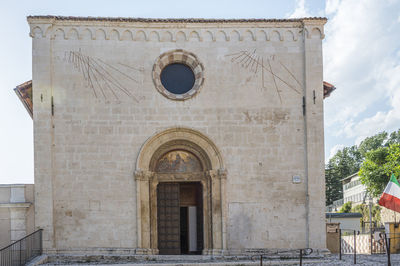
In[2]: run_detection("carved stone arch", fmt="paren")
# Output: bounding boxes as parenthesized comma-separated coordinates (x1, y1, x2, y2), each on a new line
(149, 140, 212, 172)
(230, 30, 241, 42)
(66, 28, 79, 40)
(121, 29, 134, 41)
(203, 30, 214, 42)
(81, 28, 93, 40)
(176, 31, 187, 42)
(44, 26, 52, 38)
(52, 28, 65, 40)
(311, 27, 324, 39)
(109, 29, 120, 40)
(95, 28, 107, 40)
(284, 30, 295, 42)
(270, 30, 282, 41)
(135, 127, 227, 255)
(216, 30, 229, 42)
(189, 31, 201, 42)
(135, 30, 147, 41)
(149, 31, 160, 42)
(243, 30, 255, 41)
(136, 128, 224, 171)
(256, 30, 268, 41)
(31, 26, 43, 38)
(161, 31, 173, 42)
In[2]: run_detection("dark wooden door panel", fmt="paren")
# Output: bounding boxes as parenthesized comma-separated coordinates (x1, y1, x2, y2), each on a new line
(157, 183, 180, 255)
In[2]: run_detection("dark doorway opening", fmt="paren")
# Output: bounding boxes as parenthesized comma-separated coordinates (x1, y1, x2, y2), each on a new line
(157, 182, 203, 255)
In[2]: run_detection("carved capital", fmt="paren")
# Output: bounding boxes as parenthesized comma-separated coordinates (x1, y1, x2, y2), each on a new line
(218, 168, 227, 179)
(206, 169, 227, 179)
(134, 170, 154, 181)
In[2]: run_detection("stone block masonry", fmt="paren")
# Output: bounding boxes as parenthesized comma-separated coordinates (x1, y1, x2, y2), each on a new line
(28, 16, 327, 255)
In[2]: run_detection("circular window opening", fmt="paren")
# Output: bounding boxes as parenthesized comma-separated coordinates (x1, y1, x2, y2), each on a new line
(160, 63, 195, 95)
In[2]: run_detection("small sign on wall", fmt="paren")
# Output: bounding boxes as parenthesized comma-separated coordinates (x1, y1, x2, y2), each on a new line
(292, 175, 301, 184)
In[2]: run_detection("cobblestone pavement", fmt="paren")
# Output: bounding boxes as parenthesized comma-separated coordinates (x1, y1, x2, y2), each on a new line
(304, 254, 400, 265)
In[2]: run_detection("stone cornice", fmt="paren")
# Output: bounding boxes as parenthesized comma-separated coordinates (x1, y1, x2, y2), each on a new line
(27, 15, 327, 24)
(28, 16, 326, 40)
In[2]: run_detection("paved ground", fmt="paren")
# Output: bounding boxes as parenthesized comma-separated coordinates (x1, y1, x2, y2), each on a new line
(33, 254, 400, 265)
(305, 254, 400, 265)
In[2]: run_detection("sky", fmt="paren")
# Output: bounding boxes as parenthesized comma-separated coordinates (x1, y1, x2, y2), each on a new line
(0, 0, 399, 184)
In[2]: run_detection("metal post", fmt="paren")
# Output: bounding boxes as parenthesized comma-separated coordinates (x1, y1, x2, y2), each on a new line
(369, 200, 373, 254)
(353, 230, 356, 264)
(384, 233, 391, 266)
(19, 241, 22, 266)
(40, 229, 43, 255)
(260, 254, 263, 266)
(339, 229, 342, 260)
(300, 249, 303, 266)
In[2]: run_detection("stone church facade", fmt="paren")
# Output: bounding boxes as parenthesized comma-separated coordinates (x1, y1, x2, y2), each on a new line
(27, 16, 327, 255)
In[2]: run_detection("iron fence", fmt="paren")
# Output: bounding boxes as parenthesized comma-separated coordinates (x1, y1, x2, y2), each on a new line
(251, 248, 313, 266)
(0, 229, 42, 266)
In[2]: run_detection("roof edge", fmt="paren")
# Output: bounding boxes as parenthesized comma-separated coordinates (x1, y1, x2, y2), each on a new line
(27, 15, 327, 24)
(340, 172, 359, 182)
(14, 80, 33, 119)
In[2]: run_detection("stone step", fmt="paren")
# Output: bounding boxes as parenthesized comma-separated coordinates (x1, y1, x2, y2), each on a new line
(33, 254, 325, 265)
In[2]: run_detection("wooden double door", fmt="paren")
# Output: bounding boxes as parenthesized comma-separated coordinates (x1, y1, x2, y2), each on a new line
(157, 182, 203, 255)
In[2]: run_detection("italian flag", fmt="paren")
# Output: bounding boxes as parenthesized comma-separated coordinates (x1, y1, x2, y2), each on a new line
(379, 174, 400, 213)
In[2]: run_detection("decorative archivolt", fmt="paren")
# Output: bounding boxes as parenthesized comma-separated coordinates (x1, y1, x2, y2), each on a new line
(30, 25, 325, 41)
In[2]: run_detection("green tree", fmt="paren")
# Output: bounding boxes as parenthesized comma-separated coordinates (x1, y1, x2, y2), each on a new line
(351, 203, 381, 226)
(325, 129, 400, 207)
(386, 129, 400, 146)
(340, 201, 352, 213)
(325, 159, 342, 205)
(359, 144, 400, 197)
(358, 131, 388, 157)
(325, 146, 361, 205)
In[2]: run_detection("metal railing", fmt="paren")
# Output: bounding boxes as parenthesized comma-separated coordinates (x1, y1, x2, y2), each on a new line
(339, 229, 360, 264)
(251, 248, 313, 266)
(0, 229, 43, 266)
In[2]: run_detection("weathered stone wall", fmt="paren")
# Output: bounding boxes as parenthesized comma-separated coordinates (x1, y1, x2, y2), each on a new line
(29, 17, 326, 254)
(0, 184, 34, 247)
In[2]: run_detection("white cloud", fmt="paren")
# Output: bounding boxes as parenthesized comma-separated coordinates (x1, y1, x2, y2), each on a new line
(287, 0, 311, 18)
(327, 144, 345, 162)
(325, 0, 340, 15)
(324, 0, 400, 145)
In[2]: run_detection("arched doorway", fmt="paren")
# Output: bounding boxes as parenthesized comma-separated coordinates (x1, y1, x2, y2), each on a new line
(134, 128, 227, 255)
(155, 150, 204, 255)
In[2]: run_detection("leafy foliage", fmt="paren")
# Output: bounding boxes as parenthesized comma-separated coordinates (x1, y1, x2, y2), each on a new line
(351, 203, 381, 225)
(359, 144, 400, 197)
(340, 201, 352, 213)
(325, 146, 361, 205)
(325, 129, 400, 206)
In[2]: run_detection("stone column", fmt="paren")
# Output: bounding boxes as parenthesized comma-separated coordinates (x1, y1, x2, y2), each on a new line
(134, 170, 157, 255)
(205, 169, 227, 255)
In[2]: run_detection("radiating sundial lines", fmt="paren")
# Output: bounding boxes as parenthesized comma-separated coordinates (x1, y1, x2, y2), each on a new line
(65, 50, 143, 102)
(225, 50, 302, 102)
(267, 58, 282, 104)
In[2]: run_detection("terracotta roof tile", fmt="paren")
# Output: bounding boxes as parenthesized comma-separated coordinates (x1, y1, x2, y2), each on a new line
(14, 80, 32, 119)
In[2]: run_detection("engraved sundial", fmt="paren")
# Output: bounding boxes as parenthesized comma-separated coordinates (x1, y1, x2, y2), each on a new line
(225, 50, 302, 103)
(64, 50, 144, 102)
